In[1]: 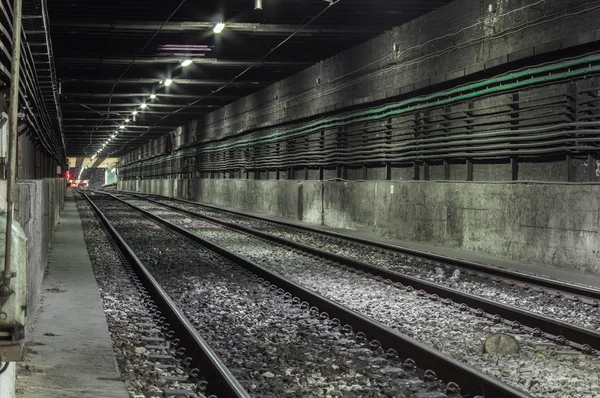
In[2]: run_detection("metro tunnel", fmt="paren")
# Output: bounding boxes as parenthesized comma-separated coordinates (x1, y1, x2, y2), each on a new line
(1, 0, 600, 397)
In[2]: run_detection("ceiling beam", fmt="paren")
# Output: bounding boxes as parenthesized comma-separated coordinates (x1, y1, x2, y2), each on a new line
(60, 109, 203, 115)
(61, 78, 267, 86)
(65, 141, 157, 145)
(64, 118, 125, 121)
(61, 92, 238, 100)
(64, 134, 172, 140)
(56, 57, 312, 67)
(65, 138, 165, 144)
(63, 117, 189, 122)
(66, 139, 163, 144)
(91, 157, 106, 168)
(52, 20, 382, 35)
(61, 102, 217, 108)
(63, 125, 176, 130)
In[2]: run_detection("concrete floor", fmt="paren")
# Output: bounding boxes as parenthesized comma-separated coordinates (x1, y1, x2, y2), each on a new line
(16, 192, 128, 398)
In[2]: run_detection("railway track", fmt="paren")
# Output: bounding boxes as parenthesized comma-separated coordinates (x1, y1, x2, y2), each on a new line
(123, 191, 600, 325)
(119, 190, 600, 307)
(76, 196, 215, 398)
(112, 191, 600, 353)
(80, 190, 535, 398)
(99, 190, 600, 397)
(78, 191, 250, 398)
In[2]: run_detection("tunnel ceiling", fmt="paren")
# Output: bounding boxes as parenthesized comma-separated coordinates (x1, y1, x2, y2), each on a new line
(48, 0, 453, 158)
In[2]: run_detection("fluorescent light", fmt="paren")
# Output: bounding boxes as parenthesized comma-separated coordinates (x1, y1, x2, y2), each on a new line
(132, 110, 138, 115)
(150, 94, 157, 99)
(140, 103, 147, 109)
(125, 118, 130, 123)
(181, 59, 192, 67)
(164, 79, 173, 86)
(213, 23, 225, 33)
(118, 125, 125, 129)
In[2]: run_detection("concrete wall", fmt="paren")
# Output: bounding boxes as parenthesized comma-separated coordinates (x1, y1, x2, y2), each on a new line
(321, 181, 600, 275)
(120, 179, 193, 201)
(0, 178, 64, 398)
(14, 179, 65, 315)
(120, 178, 600, 275)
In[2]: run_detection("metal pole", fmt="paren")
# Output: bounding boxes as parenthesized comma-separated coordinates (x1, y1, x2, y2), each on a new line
(1, 0, 23, 299)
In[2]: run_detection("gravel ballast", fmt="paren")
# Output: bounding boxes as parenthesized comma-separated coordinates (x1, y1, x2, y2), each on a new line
(118, 195, 600, 398)
(91, 194, 447, 398)
(146, 197, 600, 332)
(76, 196, 208, 398)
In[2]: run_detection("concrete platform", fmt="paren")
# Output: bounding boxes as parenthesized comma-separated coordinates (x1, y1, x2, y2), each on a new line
(16, 192, 128, 398)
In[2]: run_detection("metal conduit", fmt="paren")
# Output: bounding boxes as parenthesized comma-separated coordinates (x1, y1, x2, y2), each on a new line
(121, 112, 597, 178)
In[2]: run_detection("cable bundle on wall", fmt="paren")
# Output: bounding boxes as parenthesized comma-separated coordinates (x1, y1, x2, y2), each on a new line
(118, 55, 600, 181)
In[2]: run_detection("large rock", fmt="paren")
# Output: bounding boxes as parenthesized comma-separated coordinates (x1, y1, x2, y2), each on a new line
(484, 333, 520, 355)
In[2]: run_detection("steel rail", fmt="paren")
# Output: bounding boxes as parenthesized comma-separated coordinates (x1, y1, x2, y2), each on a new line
(97, 190, 531, 398)
(122, 192, 600, 354)
(122, 190, 600, 303)
(78, 190, 251, 398)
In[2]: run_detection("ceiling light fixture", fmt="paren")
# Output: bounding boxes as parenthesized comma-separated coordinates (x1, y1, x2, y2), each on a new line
(132, 110, 138, 115)
(125, 118, 130, 123)
(140, 103, 147, 109)
(181, 59, 192, 67)
(150, 94, 157, 99)
(213, 23, 225, 33)
(164, 79, 173, 86)
(255, 0, 262, 10)
(118, 125, 125, 129)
